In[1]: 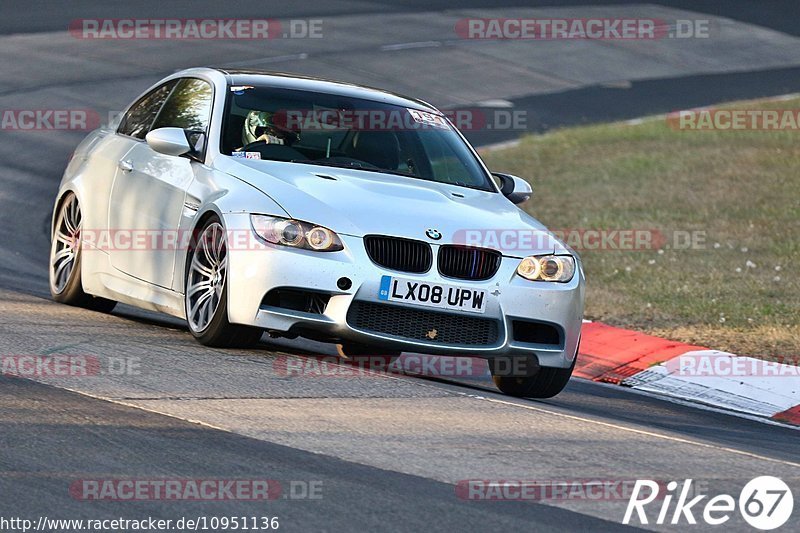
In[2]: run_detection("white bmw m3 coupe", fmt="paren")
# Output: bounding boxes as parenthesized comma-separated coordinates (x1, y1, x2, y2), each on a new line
(50, 67, 584, 397)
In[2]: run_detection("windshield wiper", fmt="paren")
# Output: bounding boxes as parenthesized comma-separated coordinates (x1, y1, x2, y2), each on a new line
(264, 158, 490, 190)
(290, 159, 369, 169)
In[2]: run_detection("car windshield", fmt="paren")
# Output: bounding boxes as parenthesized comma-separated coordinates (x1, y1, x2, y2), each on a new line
(220, 85, 495, 191)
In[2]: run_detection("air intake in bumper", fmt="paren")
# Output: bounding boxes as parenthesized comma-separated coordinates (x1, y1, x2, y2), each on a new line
(346, 300, 500, 346)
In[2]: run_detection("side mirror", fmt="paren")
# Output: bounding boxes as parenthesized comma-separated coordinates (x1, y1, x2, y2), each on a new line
(493, 172, 533, 204)
(146, 127, 192, 157)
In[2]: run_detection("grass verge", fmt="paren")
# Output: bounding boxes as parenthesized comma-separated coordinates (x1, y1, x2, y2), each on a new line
(480, 97, 800, 359)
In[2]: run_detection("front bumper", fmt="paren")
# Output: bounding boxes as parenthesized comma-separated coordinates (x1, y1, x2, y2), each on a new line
(223, 214, 584, 368)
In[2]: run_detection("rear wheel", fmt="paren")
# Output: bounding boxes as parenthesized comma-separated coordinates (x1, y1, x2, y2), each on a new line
(185, 218, 263, 348)
(49, 193, 116, 312)
(491, 348, 578, 399)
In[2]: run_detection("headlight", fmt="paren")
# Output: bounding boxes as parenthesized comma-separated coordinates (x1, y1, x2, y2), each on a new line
(517, 255, 575, 282)
(250, 215, 344, 252)
(306, 226, 336, 250)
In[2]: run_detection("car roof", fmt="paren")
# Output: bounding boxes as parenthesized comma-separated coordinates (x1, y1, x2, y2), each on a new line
(210, 68, 440, 114)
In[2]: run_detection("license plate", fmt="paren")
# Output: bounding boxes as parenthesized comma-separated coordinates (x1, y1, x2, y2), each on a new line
(378, 276, 487, 314)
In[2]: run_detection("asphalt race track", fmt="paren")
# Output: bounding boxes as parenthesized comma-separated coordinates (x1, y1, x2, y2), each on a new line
(0, 2, 798, 531)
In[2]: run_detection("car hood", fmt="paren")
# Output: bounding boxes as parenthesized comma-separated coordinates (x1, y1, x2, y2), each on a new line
(217, 158, 569, 257)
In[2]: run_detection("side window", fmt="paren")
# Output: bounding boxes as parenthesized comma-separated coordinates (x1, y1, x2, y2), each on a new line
(151, 78, 213, 153)
(117, 80, 177, 140)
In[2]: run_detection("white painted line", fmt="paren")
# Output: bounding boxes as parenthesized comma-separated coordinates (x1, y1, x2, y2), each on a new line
(599, 80, 632, 89)
(381, 41, 441, 51)
(223, 53, 308, 67)
(623, 93, 800, 126)
(476, 139, 521, 152)
(42, 377, 800, 474)
(474, 99, 514, 108)
(474, 394, 800, 468)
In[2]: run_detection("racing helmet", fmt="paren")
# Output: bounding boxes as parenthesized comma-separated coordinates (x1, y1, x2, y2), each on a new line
(241, 110, 299, 147)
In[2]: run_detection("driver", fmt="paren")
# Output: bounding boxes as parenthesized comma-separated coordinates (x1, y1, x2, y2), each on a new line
(240, 110, 299, 149)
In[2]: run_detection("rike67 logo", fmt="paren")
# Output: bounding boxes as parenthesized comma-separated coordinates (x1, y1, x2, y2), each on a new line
(624, 477, 794, 530)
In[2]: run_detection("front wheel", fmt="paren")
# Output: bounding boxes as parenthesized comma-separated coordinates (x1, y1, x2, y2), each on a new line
(185, 218, 263, 348)
(49, 193, 116, 313)
(491, 348, 578, 399)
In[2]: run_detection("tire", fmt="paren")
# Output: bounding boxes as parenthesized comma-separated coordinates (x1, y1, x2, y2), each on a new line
(491, 345, 579, 399)
(49, 193, 116, 313)
(185, 217, 263, 348)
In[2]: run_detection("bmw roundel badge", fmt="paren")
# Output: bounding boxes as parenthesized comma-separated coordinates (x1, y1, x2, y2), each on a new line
(425, 228, 442, 240)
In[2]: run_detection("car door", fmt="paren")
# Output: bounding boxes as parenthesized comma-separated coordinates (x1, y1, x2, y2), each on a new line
(108, 78, 213, 289)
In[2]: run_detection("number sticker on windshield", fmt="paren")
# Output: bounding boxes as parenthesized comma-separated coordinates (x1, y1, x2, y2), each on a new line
(231, 151, 261, 159)
(408, 109, 450, 130)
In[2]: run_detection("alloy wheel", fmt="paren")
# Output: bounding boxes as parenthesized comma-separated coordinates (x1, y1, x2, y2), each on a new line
(186, 222, 227, 332)
(50, 194, 81, 294)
